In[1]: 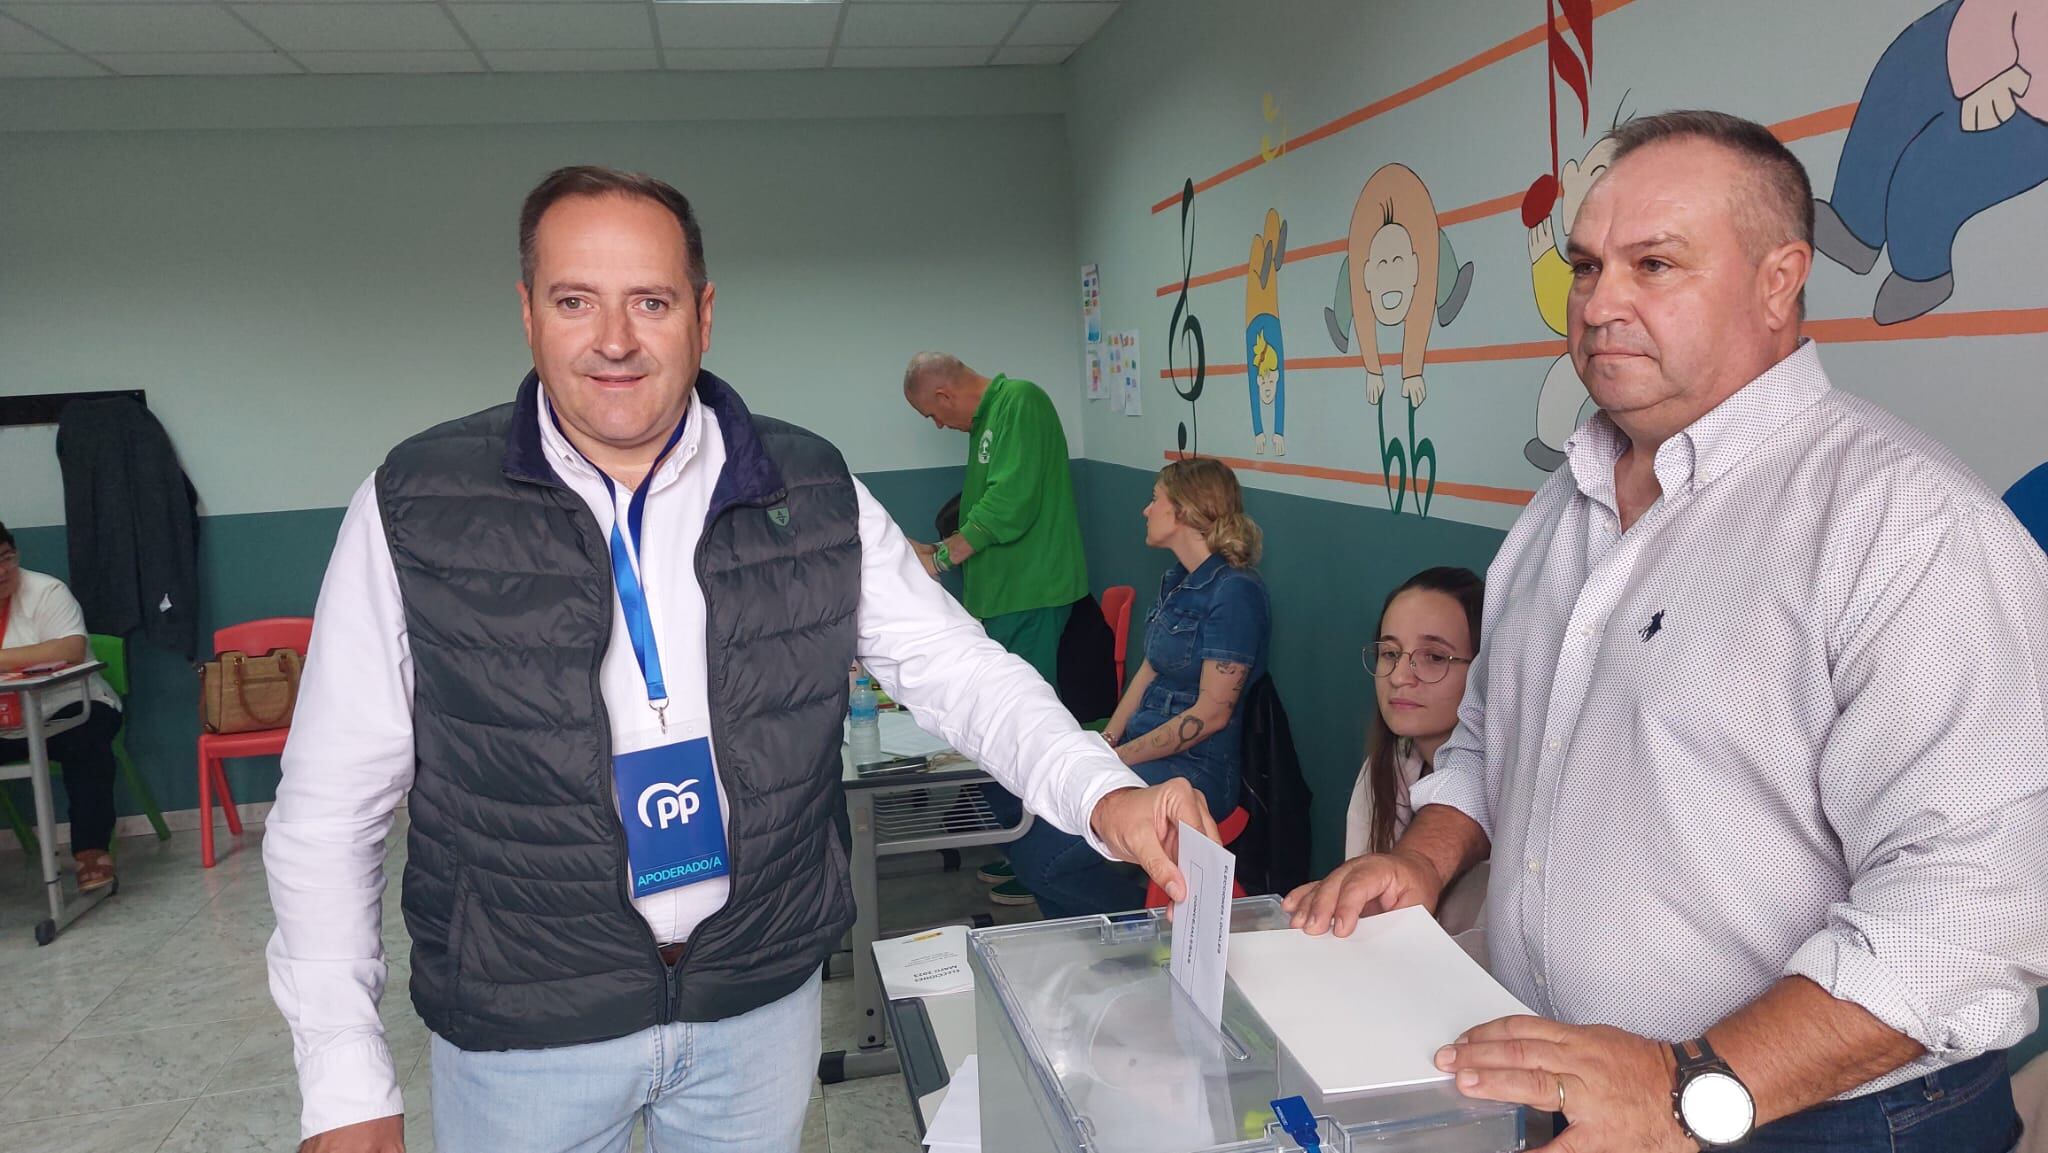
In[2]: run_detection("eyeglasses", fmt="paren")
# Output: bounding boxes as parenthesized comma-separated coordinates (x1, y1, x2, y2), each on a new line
(0, 551, 18, 571)
(1364, 642, 1471, 683)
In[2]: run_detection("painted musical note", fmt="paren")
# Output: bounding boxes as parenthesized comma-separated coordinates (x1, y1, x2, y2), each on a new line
(1522, 0, 1596, 226)
(1168, 178, 1206, 457)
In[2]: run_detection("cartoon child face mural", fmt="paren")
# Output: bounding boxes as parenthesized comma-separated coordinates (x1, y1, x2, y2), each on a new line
(1321, 164, 1474, 517)
(1816, 0, 2048, 325)
(1560, 136, 1619, 237)
(1323, 163, 1475, 410)
(1523, 134, 1619, 471)
(1246, 208, 1288, 456)
(1363, 217, 1421, 326)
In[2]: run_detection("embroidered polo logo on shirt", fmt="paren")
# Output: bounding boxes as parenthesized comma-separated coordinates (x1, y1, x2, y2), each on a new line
(1640, 611, 1666, 642)
(977, 429, 993, 464)
(768, 505, 791, 529)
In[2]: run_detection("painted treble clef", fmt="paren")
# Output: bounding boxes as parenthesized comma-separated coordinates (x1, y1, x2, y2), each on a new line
(1168, 177, 1206, 457)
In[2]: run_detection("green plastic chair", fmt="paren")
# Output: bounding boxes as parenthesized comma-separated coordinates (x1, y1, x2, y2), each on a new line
(1, 634, 171, 860)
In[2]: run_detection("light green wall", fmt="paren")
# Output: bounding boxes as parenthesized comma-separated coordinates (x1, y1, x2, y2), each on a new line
(0, 69, 1085, 528)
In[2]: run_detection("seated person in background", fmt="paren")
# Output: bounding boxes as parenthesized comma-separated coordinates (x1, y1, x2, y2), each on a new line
(0, 521, 122, 892)
(1005, 459, 1270, 916)
(1345, 567, 1483, 855)
(1344, 566, 1489, 936)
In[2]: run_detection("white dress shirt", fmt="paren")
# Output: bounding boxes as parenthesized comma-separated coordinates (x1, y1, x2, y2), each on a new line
(264, 390, 1146, 1138)
(2, 569, 120, 717)
(1412, 340, 2048, 1097)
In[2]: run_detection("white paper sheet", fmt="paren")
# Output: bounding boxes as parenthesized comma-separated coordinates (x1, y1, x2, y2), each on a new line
(879, 711, 955, 759)
(872, 925, 973, 1000)
(1168, 820, 1234, 1026)
(1226, 906, 1534, 1095)
(923, 1054, 980, 1150)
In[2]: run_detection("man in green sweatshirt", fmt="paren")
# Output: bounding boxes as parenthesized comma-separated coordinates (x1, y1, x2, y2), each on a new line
(902, 352, 1089, 685)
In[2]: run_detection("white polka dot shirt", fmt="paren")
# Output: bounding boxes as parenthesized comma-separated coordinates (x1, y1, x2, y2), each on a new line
(1411, 340, 2048, 1097)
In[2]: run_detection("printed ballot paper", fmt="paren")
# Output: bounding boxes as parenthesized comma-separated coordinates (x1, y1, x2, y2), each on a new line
(873, 925, 974, 1000)
(1226, 906, 1533, 1095)
(1168, 820, 1235, 1026)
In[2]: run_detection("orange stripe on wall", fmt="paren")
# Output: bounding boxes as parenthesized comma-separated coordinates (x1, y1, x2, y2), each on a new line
(1805, 307, 2048, 343)
(1149, 0, 1641, 215)
(1172, 452, 1538, 507)
(1772, 102, 1859, 143)
(1153, 103, 1865, 298)
(1160, 338, 1569, 379)
(1156, 308, 2048, 380)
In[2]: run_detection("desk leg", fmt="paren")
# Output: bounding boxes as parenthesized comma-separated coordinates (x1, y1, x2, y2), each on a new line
(20, 703, 110, 946)
(23, 706, 63, 945)
(849, 789, 886, 1052)
(821, 789, 898, 1083)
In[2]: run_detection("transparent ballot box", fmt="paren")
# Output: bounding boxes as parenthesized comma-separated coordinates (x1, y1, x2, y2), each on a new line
(968, 896, 1525, 1153)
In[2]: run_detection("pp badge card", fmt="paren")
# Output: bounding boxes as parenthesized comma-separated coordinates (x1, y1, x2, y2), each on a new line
(614, 738, 730, 898)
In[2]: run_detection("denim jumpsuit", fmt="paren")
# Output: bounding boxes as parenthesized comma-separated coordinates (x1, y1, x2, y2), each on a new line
(1007, 554, 1270, 918)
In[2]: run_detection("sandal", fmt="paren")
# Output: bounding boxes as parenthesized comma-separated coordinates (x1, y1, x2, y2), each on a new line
(74, 849, 115, 893)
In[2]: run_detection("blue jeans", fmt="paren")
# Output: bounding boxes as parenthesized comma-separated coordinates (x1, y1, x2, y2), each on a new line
(1741, 1050, 2022, 1153)
(1828, 0, 2048, 282)
(431, 969, 821, 1153)
(1563, 1050, 2021, 1153)
(1005, 726, 1238, 920)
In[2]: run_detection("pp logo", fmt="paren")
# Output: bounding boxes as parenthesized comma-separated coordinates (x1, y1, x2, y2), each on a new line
(637, 779, 703, 830)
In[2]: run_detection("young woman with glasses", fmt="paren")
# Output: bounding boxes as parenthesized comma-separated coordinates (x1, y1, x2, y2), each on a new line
(1344, 566, 1483, 857)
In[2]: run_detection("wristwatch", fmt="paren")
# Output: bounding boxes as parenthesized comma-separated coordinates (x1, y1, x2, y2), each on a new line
(1670, 1037, 1755, 1147)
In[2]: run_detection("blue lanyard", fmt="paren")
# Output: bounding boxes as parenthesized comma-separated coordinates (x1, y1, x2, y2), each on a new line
(589, 414, 691, 733)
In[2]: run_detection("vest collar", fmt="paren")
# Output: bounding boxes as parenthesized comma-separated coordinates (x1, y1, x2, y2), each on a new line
(502, 369, 787, 515)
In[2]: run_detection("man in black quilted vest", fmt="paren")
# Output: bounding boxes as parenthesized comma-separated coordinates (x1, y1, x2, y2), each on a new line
(264, 166, 1217, 1153)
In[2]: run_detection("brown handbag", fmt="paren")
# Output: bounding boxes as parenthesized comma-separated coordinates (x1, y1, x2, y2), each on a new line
(198, 648, 302, 734)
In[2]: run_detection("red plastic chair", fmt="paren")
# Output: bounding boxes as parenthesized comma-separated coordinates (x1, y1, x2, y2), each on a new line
(1099, 585, 1135, 688)
(197, 617, 313, 868)
(1144, 805, 1251, 909)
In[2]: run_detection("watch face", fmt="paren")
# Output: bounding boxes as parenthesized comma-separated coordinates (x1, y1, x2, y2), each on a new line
(1680, 1071, 1756, 1146)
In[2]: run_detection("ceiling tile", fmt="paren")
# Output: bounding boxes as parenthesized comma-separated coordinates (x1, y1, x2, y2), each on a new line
(96, 50, 299, 74)
(655, 3, 839, 50)
(991, 42, 1068, 65)
(2, 5, 269, 53)
(1006, 1, 1112, 46)
(482, 47, 656, 71)
(298, 49, 483, 73)
(0, 50, 99, 75)
(666, 46, 826, 70)
(832, 44, 986, 67)
(451, 3, 646, 51)
(232, 4, 467, 52)
(838, 2, 1020, 48)
(0, 12, 60, 50)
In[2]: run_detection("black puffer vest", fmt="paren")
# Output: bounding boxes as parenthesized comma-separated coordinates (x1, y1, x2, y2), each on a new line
(378, 370, 860, 1050)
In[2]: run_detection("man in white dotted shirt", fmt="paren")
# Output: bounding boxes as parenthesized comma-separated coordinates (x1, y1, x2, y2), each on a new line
(1288, 111, 2047, 1153)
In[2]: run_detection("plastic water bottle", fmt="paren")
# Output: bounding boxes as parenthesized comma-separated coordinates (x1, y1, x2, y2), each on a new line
(849, 674, 882, 765)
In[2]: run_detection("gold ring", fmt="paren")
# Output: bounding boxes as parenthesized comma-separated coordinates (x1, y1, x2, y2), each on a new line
(1555, 1073, 1566, 1114)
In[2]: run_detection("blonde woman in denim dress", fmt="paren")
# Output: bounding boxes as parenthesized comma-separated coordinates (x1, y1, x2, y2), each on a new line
(1006, 459, 1270, 917)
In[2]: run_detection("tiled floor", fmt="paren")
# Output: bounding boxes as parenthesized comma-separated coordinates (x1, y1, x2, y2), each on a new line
(0, 819, 1037, 1153)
